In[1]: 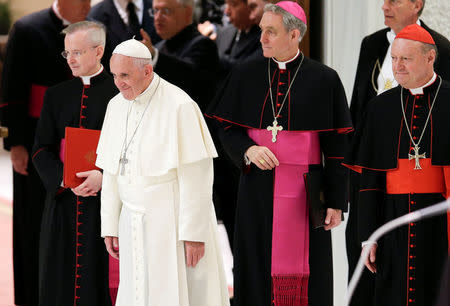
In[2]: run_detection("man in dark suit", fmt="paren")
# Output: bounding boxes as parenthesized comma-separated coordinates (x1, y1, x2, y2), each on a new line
(348, 1, 450, 305)
(88, 0, 161, 69)
(142, 0, 219, 111)
(215, 0, 262, 77)
(0, 2, 91, 305)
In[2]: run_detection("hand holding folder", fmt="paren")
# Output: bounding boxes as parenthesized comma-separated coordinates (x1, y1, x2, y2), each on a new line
(63, 127, 101, 189)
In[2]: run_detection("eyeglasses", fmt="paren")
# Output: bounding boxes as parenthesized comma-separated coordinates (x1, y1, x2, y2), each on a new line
(149, 7, 173, 17)
(61, 46, 98, 59)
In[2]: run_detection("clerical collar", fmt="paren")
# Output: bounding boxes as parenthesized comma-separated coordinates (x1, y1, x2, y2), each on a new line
(80, 65, 104, 85)
(131, 73, 160, 104)
(409, 73, 437, 95)
(113, 0, 144, 25)
(52, 1, 70, 26)
(273, 50, 300, 70)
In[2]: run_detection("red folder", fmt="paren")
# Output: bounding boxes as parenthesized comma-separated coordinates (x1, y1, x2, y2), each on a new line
(63, 127, 101, 188)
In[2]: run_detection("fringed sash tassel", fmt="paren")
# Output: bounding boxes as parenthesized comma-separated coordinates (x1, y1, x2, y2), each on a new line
(272, 274, 309, 306)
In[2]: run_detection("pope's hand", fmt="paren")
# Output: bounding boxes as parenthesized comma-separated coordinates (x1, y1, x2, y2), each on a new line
(324, 208, 342, 230)
(184, 241, 205, 268)
(11, 145, 29, 175)
(363, 244, 377, 273)
(105, 236, 119, 259)
(71, 170, 102, 197)
(245, 145, 279, 170)
(140, 29, 155, 57)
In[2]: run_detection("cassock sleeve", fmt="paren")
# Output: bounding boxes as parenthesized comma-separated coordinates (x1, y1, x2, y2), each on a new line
(100, 170, 123, 237)
(32, 90, 63, 195)
(177, 158, 215, 243)
(357, 168, 386, 244)
(217, 125, 256, 171)
(319, 130, 350, 211)
(0, 21, 32, 150)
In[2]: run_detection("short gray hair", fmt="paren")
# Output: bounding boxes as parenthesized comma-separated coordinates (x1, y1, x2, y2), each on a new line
(132, 57, 152, 69)
(264, 3, 307, 41)
(62, 21, 106, 48)
(421, 42, 438, 60)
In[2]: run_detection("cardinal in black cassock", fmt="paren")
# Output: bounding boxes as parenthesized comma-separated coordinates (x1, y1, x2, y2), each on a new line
(207, 2, 352, 305)
(347, 10, 450, 306)
(0, 4, 77, 305)
(32, 23, 118, 306)
(344, 25, 450, 306)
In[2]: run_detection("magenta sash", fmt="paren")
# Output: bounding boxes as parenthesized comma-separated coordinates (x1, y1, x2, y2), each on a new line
(248, 129, 321, 306)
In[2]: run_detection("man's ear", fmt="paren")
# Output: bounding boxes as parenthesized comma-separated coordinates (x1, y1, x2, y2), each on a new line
(291, 29, 301, 42)
(96, 45, 105, 60)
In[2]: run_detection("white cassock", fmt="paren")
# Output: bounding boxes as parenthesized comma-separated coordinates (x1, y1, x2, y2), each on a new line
(96, 73, 229, 306)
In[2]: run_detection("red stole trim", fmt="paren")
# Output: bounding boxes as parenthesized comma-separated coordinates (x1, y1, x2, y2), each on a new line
(29, 84, 49, 118)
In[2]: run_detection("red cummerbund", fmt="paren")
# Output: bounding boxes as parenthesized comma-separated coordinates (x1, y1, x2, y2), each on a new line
(28, 84, 48, 118)
(386, 158, 445, 194)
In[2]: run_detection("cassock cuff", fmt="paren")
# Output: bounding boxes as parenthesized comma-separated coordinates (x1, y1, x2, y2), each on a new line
(101, 226, 118, 238)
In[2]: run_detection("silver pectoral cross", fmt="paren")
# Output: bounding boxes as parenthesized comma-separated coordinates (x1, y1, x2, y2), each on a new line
(267, 119, 283, 142)
(119, 152, 129, 175)
(408, 145, 426, 170)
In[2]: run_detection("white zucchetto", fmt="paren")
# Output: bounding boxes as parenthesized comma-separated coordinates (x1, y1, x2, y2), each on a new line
(112, 38, 152, 60)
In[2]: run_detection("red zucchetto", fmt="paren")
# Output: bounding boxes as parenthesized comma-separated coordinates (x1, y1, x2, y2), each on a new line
(395, 24, 436, 45)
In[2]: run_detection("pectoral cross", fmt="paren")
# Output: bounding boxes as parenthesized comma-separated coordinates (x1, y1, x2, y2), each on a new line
(119, 152, 129, 175)
(267, 119, 283, 142)
(408, 145, 426, 170)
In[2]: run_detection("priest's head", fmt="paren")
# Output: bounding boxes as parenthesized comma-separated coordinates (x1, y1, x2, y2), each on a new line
(152, 0, 194, 40)
(110, 39, 154, 101)
(224, 0, 254, 31)
(259, 1, 307, 61)
(391, 24, 436, 89)
(57, 0, 91, 24)
(248, 0, 268, 24)
(382, 0, 424, 34)
(62, 21, 106, 77)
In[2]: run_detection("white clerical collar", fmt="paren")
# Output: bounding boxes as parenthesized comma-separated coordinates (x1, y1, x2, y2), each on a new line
(113, 0, 144, 25)
(409, 73, 437, 95)
(52, 1, 70, 26)
(273, 49, 300, 69)
(130, 73, 160, 103)
(80, 65, 104, 85)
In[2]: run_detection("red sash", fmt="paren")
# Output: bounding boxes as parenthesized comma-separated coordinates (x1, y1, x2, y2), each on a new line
(386, 159, 450, 253)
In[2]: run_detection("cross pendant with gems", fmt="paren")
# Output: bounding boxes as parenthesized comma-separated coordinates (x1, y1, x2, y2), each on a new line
(119, 152, 129, 175)
(408, 145, 426, 170)
(267, 119, 283, 142)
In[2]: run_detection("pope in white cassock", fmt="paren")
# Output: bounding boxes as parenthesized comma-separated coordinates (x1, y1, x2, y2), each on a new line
(95, 39, 229, 306)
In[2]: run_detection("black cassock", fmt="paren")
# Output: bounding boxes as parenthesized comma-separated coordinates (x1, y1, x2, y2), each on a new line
(0, 7, 72, 305)
(344, 78, 450, 306)
(32, 70, 118, 306)
(154, 24, 219, 111)
(207, 54, 352, 306)
(347, 22, 450, 306)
